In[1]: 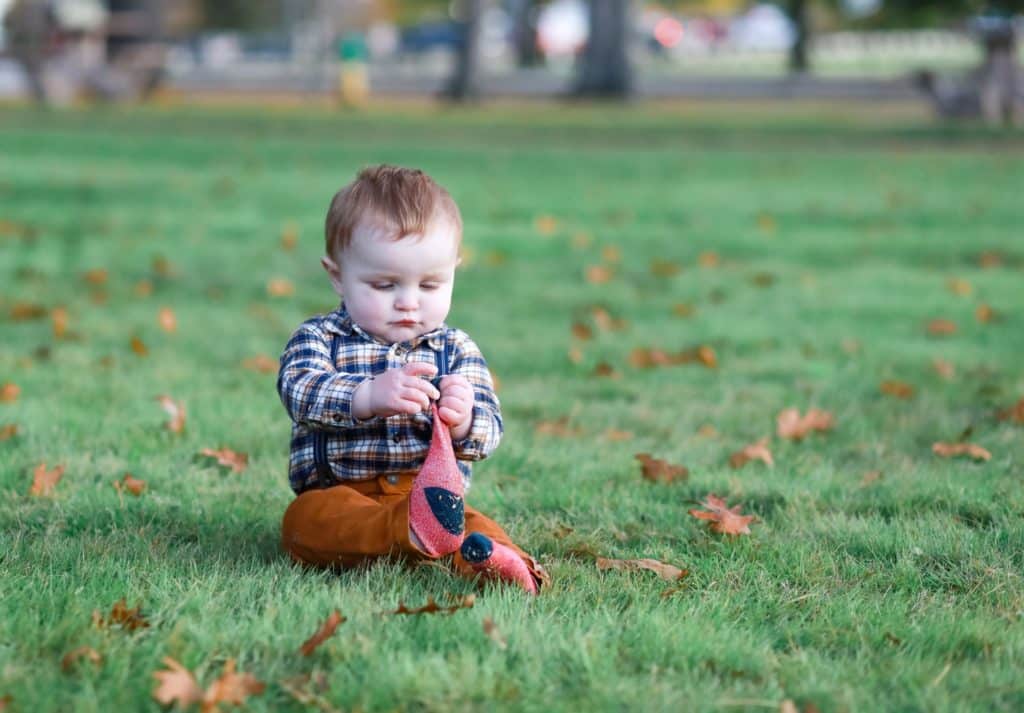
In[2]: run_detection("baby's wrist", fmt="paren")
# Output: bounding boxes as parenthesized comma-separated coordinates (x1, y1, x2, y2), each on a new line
(351, 378, 375, 420)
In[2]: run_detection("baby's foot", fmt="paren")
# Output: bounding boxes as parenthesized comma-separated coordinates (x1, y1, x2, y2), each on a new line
(460, 533, 538, 595)
(409, 405, 464, 557)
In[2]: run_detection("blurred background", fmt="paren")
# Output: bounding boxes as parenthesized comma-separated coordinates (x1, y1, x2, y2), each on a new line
(1, 0, 1022, 122)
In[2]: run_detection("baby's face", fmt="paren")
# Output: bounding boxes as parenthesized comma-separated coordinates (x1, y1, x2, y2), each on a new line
(329, 218, 459, 345)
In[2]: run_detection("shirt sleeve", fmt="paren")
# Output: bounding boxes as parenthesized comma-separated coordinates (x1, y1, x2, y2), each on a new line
(277, 320, 372, 430)
(447, 330, 503, 461)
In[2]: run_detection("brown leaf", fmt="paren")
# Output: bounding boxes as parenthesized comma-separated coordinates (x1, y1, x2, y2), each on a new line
(152, 657, 203, 708)
(0, 424, 18, 441)
(729, 438, 774, 469)
(927, 319, 957, 336)
(590, 306, 628, 331)
(82, 268, 108, 285)
(280, 221, 299, 250)
(534, 215, 558, 235)
(241, 354, 278, 373)
(601, 245, 622, 263)
(156, 395, 186, 434)
(534, 417, 581, 438)
(298, 610, 345, 656)
(386, 595, 475, 616)
(996, 397, 1024, 423)
(9, 302, 47, 321)
(267, 278, 295, 297)
(672, 303, 695, 318)
(932, 442, 991, 462)
(596, 557, 688, 582)
(585, 265, 614, 284)
(30, 462, 64, 497)
(777, 408, 834, 441)
(105, 598, 150, 630)
(593, 362, 620, 379)
(975, 303, 996, 323)
(482, 617, 507, 649)
(0, 383, 19, 403)
(158, 307, 177, 333)
(602, 428, 634, 442)
(571, 230, 592, 248)
(932, 358, 955, 379)
(114, 473, 146, 496)
(52, 307, 69, 338)
(688, 494, 757, 536)
(879, 380, 914, 399)
(199, 448, 248, 473)
(629, 347, 671, 369)
(0, 694, 10, 711)
(61, 646, 102, 672)
(697, 251, 720, 268)
(567, 346, 584, 364)
(134, 279, 153, 297)
(131, 336, 149, 357)
(860, 470, 883, 487)
(635, 453, 688, 483)
(571, 322, 593, 341)
(946, 278, 972, 296)
(978, 250, 1003, 268)
(649, 259, 681, 277)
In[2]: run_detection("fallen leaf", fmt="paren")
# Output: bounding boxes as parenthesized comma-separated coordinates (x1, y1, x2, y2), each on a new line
(0, 695, 10, 711)
(1, 383, 19, 403)
(281, 221, 299, 250)
(571, 231, 592, 248)
(153, 256, 173, 277)
(688, 494, 757, 536)
(932, 359, 955, 379)
(113, 473, 146, 496)
(601, 245, 621, 263)
(52, 307, 69, 338)
(593, 362, 620, 379)
(590, 306, 628, 331)
(927, 319, 957, 336)
(482, 617, 507, 649)
(978, 250, 1003, 268)
(880, 380, 914, 399)
(585, 265, 614, 284)
(152, 658, 203, 709)
(131, 336, 149, 357)
(534, 215, 558, 235)
(571, 322, 593, 340)
(729, 438, 774, 469)
(134, 279, 153, 297)
(0, 424, 18, 441)
(206, 663, 268, 710)
(61, 646, 102, 672)
(534, 417, 581, 438)
(567, 346, 583, 364)
(9, 302, 47, 320)
(156, 395, 186, 433)
(777, 408, 834, 440)
(697, 251, 720, 268)
(602, 428, 634, 442)
(104, 598, 150, 630)
(30, 462, 64, 496)
(158, 307, 177, 333)
(649, 259, 681, 277)
(267, 278, 295, 297)
(996, 397, 1024, 423)
(298, 610, 345, 656)
(199, 448, 248, 473)
(484, 250, 507, 266)
(975, 303, 996, 323)
(241, 354, 278, 373)
(82, 268, 108, 285)
(596, 557, 688, 582)
(629, 347, 672, 369)
(697, 424, 719, 438)
(672, 303, 695, 318)
(860, 470, 883, 487)
(279, 673, 330, 709)
(635, 453, 688, 483)
(946, 278, 972, 296)
(386, 595, 475, 616)
(932, 442, 991, 462)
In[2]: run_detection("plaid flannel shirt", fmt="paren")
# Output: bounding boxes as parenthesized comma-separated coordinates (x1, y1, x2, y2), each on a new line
(277, 303, 503, 494)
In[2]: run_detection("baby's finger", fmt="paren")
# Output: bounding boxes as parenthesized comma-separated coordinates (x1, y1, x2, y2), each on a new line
(402, 361, 438, 379)
(399, 388, 430, 411)
(437, 406, 461, 424)
(407, 377, 441, 402)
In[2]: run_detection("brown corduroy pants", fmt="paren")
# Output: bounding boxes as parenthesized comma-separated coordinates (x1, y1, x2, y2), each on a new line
(281, 473, 545, 587)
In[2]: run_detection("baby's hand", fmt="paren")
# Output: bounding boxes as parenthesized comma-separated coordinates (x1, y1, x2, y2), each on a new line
(362, 362, 440, 418)
(437, 374, 474, 437)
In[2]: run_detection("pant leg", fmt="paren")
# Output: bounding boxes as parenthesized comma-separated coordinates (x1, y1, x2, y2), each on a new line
(281, 483, 422, 569)
(454, 506, 549, 589)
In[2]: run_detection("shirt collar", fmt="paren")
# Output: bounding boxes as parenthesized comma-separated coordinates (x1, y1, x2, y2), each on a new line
(324, 303, 447, 351)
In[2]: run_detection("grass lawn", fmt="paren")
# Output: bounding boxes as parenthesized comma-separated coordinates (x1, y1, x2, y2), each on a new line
(1, 100, 1022, 712)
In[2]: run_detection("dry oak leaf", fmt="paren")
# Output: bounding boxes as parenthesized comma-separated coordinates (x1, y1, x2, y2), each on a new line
(649, 258, 681, 277)
(241, 354, 277, 374)
(157, 395, 186, 434)
(0, 424, 18, 441)
(280, 221, 299, 250)
(386, 595, 475, 616)
(729, 438, 774, 469)
(946, 278, 972, 296)
(0, 383, 19, 403)
(266, 278, 295, 297)
(103, 598, 150, 630)
(52, 307, 69, 338)
(932, 359, 955, 379)
(82, 268, 108, 285)
(131, 336, 149, 357)
(927, 319, 957, 336)
(880, 380, 914, 399)
(10, 302, 47, 321)
(996, 397, 1024, 423)
(776, 408, 834, 441)
(158, 307, 177, 333)
(592, 362, 620, 379)
(596, 557, 688, 582)
(61, 646, 102, 672)
(975, 303, 996, 323)
(689, 494, 757, 536)
(298, 610, 346, 656)
(534, 215, 558, 235)
(590, 306, 628, 331)
(571, 322, 593, 341)
(153, 657, 203, 709)
(30, 462, 64, 497)
(482, 617, 507, 649)
(114, 473, 146, 496)
(154, 657, 265, 712)
(199, 448, 248, 473)
(585, 265, 614, 284)
(602, 428, 634, 442)
(932, 442, 991, 462)
(601, 245, 622, 263)
(635, 453, 689, 483)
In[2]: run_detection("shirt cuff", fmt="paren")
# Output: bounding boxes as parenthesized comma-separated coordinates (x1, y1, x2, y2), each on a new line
(316, 373, 373, 428)
(452, 406, 489, 460)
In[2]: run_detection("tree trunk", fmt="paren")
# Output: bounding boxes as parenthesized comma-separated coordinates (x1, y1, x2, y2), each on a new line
(443, 0, 484, 101)
(510, 0, 539, 67)
(978, 23, 1019, 125)
(572, 0, 632, 98)
(787, 0, 809, 74)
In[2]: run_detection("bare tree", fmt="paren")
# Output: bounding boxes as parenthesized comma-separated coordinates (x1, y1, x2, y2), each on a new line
(443, 0, 484, 101)
(572, 0, 632, 98)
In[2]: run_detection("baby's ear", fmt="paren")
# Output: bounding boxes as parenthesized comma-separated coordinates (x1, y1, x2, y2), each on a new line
(321, 255, 343, 295)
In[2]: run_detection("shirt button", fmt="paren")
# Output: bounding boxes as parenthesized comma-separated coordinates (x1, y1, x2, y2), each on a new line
(331, 413, 343, 422)
(386, 474, 399, 484)
(392, 433, 401, 443)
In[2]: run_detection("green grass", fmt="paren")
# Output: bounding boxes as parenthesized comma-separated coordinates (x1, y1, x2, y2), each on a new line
(1, 101, 1023, 712)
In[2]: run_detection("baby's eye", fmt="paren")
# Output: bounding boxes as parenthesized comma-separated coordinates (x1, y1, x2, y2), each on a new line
(370, 282, 394, 290)
(420, 283, 439, 291)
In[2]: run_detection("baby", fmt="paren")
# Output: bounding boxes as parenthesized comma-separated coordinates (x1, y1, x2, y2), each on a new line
(277, 165, 544, 594)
